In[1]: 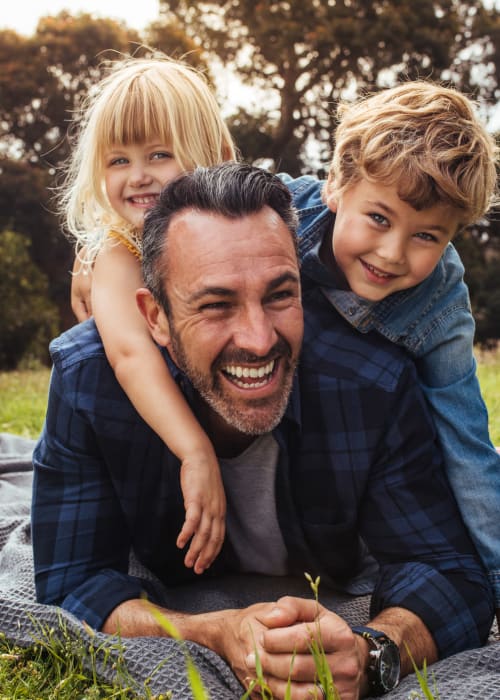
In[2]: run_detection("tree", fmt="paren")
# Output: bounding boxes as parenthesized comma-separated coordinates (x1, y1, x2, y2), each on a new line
(0, 231, 59, 368)
(160, 0, 500, 173)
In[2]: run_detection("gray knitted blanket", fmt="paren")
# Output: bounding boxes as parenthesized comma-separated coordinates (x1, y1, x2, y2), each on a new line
(0, 432, 498, 699)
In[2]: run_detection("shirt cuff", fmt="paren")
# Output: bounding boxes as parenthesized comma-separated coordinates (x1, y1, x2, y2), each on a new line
(61, 569, 156, 630)
(371, 559, 494, 658)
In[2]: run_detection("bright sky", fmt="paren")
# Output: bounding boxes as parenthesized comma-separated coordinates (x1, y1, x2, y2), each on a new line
(1, 0, 161, 35)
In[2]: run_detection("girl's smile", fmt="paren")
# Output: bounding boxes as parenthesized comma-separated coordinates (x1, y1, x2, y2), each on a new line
(104, 142, 183, 230)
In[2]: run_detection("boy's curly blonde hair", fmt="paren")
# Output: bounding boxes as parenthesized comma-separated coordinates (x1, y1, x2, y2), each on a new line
(330, 80, 499, 229)
(59, 51, 236, 258)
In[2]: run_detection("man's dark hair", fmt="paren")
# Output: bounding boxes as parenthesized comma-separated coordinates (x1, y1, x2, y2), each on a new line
(142, 163, 299, 311)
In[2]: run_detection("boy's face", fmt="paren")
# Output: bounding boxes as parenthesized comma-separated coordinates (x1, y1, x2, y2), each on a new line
(104, 141, 184, 230)
(324, 176, 461, 302)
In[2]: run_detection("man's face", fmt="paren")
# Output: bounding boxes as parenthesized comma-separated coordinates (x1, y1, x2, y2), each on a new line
(160, 207, 303, 437)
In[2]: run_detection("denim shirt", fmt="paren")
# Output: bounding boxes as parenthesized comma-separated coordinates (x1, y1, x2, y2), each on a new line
(282, 173, 500, 605)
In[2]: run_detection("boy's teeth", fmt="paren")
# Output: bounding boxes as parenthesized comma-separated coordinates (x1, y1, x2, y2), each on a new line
(365, 262, 390, 278)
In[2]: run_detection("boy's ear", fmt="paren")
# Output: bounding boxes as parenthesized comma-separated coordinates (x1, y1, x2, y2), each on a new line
(136, 288, 171, 347)
(324, 172, 339, 213)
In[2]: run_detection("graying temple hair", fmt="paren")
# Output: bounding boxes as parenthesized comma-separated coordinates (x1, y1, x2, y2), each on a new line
(142, 163, 299, 311)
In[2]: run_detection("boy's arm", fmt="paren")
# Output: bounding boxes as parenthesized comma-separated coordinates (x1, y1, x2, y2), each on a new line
(411, 259, 500, 625)
(91, 242, 226, 573)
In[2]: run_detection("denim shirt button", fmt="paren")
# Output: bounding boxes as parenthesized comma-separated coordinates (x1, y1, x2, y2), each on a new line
(348, 307, 356, 316)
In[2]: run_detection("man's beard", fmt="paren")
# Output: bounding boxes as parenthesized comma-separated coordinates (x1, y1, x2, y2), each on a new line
(169, 330, 297, 436)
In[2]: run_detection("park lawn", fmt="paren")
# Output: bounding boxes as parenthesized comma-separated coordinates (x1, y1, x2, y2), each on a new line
(0, 367, 50, 438)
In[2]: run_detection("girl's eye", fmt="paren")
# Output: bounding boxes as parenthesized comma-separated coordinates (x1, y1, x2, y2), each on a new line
(369, 212, 389, 226)
(109, 156, 128, 166)
(151, 151, 173, 160)
(414, 231, 439, 243)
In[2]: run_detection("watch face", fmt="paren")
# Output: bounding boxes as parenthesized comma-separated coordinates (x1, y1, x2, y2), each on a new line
(379, 642, 401, 691)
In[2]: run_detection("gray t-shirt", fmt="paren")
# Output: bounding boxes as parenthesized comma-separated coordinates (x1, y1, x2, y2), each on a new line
(220, 433, 289, 575)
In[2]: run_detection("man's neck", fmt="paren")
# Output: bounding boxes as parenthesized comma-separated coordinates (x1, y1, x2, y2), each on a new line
(195, 398, 256, 459)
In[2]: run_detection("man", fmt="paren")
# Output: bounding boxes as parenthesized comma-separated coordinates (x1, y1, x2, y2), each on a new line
(32, 163, 493, 699)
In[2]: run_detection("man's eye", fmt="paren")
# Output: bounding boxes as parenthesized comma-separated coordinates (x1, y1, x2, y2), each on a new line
(268, 290, 293, 303)
(199, 301, 230, 312)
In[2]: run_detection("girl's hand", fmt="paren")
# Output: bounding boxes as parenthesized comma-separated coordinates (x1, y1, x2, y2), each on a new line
(177, 451, 226, 574)
(71, 254, 93, 321)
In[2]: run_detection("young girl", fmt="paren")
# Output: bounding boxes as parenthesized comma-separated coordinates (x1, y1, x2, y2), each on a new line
(62, 53, 236, 575)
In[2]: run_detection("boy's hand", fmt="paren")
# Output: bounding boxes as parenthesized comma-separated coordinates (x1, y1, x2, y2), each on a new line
(177, 452, 226, 574)
(71, 255, 93, 321)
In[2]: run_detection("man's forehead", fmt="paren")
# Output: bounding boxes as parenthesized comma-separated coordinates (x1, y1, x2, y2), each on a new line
(166, 207, 298, 266)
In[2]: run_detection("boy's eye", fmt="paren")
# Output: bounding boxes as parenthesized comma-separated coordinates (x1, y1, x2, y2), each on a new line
(369, 212, 389, 226)
(414, 231, 439, 243)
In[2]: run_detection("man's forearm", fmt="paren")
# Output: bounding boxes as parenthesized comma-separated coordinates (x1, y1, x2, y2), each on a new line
(102, 598, 227, 656)
(368, 606, 438, 676)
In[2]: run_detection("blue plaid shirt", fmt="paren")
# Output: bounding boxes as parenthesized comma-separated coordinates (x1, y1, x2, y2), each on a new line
(32, 286, 493, 658)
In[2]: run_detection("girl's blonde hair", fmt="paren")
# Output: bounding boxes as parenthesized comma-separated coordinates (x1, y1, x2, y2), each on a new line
(330, 80, 499, 229)
(60, 52, 236, 258)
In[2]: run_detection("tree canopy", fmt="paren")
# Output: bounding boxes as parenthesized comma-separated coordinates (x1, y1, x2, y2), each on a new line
(160, 0, 500, 171)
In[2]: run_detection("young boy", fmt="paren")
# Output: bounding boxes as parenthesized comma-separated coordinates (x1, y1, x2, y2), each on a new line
(281, 80, 500, 625)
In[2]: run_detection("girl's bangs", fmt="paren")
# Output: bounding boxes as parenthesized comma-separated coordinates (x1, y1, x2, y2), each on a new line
(99, 85, 172, 148)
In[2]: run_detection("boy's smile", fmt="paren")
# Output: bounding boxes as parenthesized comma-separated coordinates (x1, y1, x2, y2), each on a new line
(323, 177, 462, 302)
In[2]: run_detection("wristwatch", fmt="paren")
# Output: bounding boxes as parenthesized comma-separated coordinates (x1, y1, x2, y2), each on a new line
(352, 625, 400, 696)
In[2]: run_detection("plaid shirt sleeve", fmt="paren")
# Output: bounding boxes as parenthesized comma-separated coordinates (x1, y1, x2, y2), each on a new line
(31, 325, 157, 629)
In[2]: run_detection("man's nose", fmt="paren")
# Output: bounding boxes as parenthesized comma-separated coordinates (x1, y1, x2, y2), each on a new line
(232, 305, 278, 357)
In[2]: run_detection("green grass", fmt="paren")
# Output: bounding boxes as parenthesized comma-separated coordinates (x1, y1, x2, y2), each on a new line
(476, 348, 500, 445)
(0, 367, 50, 438)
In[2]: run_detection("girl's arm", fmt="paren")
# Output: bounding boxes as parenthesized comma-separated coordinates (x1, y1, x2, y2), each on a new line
(92, 240, 226, 574)
(71, 252, 93, 321)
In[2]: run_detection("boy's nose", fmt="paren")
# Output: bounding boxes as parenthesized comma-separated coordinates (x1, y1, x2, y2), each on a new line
(378, 233, 406, 265)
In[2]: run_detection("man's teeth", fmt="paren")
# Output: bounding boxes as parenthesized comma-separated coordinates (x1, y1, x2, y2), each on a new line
(223, 360, 275, 387)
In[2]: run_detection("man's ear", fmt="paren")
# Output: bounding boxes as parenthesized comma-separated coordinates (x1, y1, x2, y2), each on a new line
(136, 288, 171, 347)
(324, 172, 339, 213)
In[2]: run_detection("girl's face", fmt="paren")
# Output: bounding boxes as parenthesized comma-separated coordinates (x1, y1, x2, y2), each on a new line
(104, 141, 184, 230)
(323, 176, 461, 301)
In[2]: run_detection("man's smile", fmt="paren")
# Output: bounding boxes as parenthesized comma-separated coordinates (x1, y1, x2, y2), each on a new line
(221, 359, 278, 389)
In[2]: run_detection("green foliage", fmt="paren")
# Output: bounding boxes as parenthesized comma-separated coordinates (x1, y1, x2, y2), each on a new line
(0, 231, 59, 369)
